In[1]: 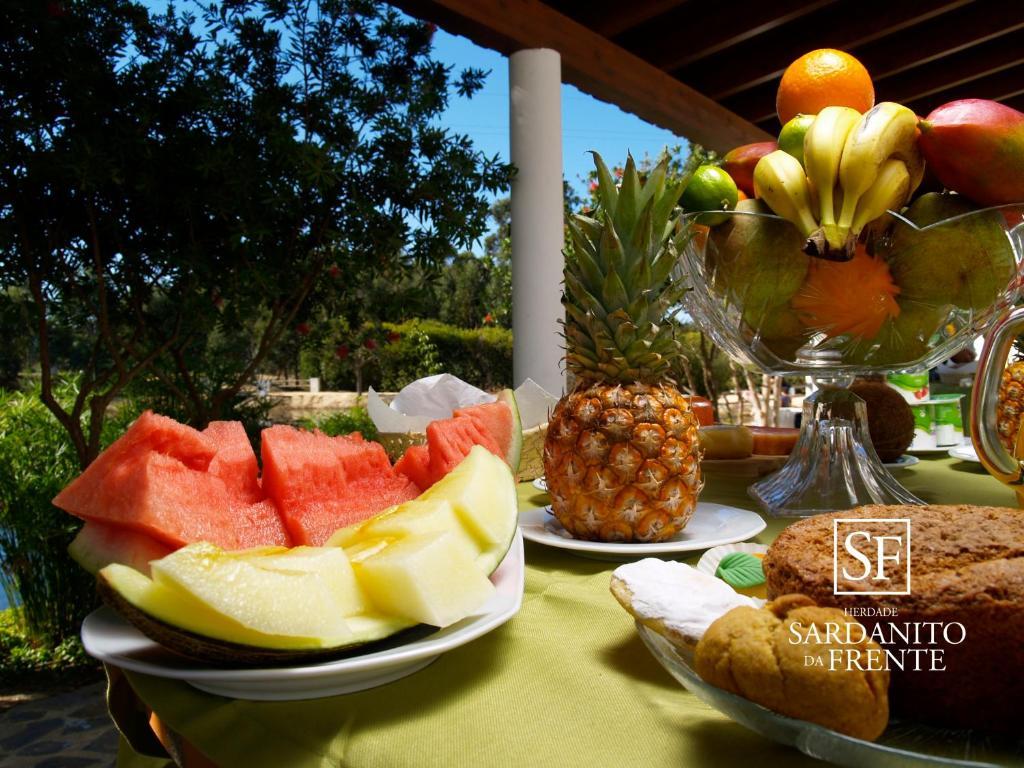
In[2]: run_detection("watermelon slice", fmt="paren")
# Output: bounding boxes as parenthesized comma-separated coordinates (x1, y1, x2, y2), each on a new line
(395, 390, 522, 491)
(393, 444, 431, 492)
(203, 421, 262, 504)
(54, 411, 290, 551)
(260, 425, 419, 546)
(57, 450, 288, 549)
(68, 520, 174, 577)
(54, 413, 216, 524)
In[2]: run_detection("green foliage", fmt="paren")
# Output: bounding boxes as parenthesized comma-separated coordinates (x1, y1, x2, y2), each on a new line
(675, 330, 733, 399)
(0, 381, 140, 643)
(0, 288, 31, 390)
(434, 251, 511, 329)
(375, 322, 444, 390)
(0, 608, 96, 681)
(379, 320, 512, 391)
(298, 408, 379, 442)
(300, 319, 512, 392)
(0, 0, 511, 466)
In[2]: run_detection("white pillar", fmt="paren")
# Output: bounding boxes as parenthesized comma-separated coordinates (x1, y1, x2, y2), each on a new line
(509, 48, 566, 397)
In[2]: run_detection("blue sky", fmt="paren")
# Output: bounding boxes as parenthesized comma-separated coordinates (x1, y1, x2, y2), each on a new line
(430, 29, 691, 203)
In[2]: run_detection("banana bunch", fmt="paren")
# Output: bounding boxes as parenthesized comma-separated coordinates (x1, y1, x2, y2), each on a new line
(753, 102, 925, 259)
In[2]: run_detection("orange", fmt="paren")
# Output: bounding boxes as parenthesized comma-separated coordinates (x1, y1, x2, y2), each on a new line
(791, 243, 899, 341)
(776, 49, 874, 125)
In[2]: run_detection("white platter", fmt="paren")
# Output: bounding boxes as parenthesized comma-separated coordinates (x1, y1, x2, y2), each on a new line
(81, 531, 524, 701)
(883, 454, 919, 469)
(519, 503, 766, 561)
(948, 444, 980, 463)
(908, 444, 964, 454)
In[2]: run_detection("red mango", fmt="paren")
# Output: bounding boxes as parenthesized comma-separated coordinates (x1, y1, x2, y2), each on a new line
(721, 141, 778, 197)
(918, 99, 1024, 206)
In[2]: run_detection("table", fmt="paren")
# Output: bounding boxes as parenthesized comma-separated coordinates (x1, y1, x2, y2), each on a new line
(113, 455, 1014, 768)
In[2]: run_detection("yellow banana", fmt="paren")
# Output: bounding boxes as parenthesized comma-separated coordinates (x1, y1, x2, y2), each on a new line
(835, 102, 921, 247)
(804, 106, 862, 233)
(850, 157, 910, 236)
(752, 150, 818, 238)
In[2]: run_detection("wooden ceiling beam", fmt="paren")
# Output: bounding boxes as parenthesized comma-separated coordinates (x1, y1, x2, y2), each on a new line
(716, 0, 987, 124)
(862, 3, 1024, 81)
(902, 62, 1024, 118)
(1003, 94, 1024, 114)
(592, 0, 691, 38)
(685, 0, 972, 107)
(617, 0, 835, 74)
(389, 0, 771, 151)
(878, 30, 1024, 107)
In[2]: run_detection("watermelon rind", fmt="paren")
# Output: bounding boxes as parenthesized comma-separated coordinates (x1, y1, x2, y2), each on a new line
(496, 389, 523, 474)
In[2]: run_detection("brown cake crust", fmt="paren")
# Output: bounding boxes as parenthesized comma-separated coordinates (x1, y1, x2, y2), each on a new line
(764, 505, 1024, 731)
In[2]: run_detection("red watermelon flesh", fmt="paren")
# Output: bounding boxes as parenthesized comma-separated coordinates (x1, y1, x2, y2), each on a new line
(332, 433, 393, 480)
(426, 416, 501, 482)
(395, 397, 519, 490)
(59, 451, 242, 548)
(203, 421, 262, 504)
(394, 444, 432, 492)
(453, 402, 514, 460)
(261, 425, 348, 513)
(260, 425, 419, 545)
(233, 498, 292, 549)
(53, 411, 216, 519)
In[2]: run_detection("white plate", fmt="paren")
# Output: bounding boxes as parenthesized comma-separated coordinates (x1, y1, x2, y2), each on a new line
(532, 477, 548, 492)
(908, 444, 963, 454)
(948, 444, 980, 463)
(519, 503, 766, 561)
(81, 532, 525, 701)
(883, 454, 919, 469)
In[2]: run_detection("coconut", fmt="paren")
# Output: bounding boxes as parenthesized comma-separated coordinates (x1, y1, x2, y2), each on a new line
(849, 379, 915, 462)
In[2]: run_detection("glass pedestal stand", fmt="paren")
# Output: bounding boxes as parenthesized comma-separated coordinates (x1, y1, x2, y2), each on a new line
(749, 373, 923, 517)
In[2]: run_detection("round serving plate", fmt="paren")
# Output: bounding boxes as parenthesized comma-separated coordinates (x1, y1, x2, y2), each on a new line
(518, 503, 766, 561)
(82, 532, 525, 701)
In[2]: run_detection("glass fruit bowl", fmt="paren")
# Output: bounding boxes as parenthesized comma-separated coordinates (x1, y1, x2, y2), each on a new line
(679, 200, 1024, 516)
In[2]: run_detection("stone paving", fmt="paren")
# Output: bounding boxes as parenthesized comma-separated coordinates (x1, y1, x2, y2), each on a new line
(0, 682, 119, 767)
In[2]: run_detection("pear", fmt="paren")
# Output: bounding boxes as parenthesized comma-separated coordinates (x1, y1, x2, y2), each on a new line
(849, 300, 946, 366)
(708, 199, 810, 316)
(887, 193, 1015, 311)
(744, 305, 806, 361)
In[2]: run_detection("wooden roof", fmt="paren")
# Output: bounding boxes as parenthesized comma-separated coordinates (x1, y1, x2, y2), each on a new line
(392, 0, 1024, 151)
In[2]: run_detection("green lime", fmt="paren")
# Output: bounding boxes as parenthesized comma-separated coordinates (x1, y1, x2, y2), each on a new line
(778, 113, 814, 166)
(680, 165, 739, 226)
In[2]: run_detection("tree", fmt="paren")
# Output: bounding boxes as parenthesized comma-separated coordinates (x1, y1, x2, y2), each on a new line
(0, 0, 512, 467)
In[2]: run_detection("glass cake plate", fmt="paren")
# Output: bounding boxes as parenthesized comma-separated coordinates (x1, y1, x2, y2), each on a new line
(637, 622, 1023, 767)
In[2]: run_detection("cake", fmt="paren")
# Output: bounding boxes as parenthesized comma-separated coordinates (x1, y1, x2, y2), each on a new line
(695, 594, 890, 741)
(764, 505, 1024, 731)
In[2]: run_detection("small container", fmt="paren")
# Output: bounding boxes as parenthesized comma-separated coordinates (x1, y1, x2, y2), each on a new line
(886, 372, 929, 404)
(932, 394, 965, 446)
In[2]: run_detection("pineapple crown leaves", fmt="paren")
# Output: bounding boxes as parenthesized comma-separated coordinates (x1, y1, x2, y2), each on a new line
(562, 151, 690, 385)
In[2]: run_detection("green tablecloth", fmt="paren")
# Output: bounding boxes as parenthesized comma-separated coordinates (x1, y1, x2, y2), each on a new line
(116, 456, 1015, 768)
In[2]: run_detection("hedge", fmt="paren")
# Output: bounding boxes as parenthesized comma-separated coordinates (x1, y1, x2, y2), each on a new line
(301, 319, 513, 392)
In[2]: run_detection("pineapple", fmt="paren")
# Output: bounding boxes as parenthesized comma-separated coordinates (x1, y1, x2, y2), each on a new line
(997, 360, 1024, 452)
(543, 153, 702, 542)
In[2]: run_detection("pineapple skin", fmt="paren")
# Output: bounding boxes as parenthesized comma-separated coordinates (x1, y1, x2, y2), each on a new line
(998, 362, 1024, 452)
(543, 382, 703, 542)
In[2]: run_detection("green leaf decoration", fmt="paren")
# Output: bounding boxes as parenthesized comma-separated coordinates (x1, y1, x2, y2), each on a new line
(715, 552, 765, 590)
